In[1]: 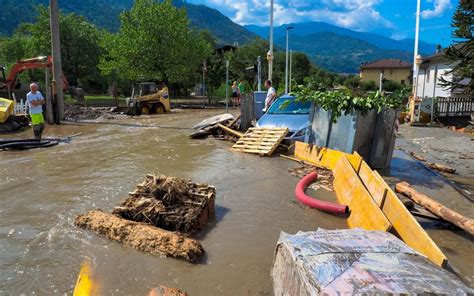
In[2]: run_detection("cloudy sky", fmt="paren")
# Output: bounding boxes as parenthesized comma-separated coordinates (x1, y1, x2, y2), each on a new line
(187, 0, 457, 46)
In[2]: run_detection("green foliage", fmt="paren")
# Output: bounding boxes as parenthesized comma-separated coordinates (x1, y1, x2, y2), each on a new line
(1, 6, 105, 89)
(343, 75, 361, 91)
(292, 83, 407, 123)
(361, 80, 377, 92)
(382, 80, 403, 92)
(439, 0, 473, 96)
(99, 0, 212, 89)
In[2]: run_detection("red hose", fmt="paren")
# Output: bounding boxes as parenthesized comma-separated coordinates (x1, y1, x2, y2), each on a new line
(295, 172, 349, 216)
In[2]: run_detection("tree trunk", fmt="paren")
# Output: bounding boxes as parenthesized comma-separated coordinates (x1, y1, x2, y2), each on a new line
(395, 182, 474, 235)
(75, 210, 204, 263)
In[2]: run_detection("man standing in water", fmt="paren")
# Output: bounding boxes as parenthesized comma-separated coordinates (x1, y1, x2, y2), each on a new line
(264, 79, 277, 111)
(26, 83, 46, 140)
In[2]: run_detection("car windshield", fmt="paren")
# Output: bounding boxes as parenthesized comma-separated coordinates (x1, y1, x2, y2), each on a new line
(268, 97, 311, 115)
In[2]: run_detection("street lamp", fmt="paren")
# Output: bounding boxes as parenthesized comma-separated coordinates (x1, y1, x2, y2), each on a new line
(225, 60, 229, 113)
(289, 50, 293, 93)
(285, 26, 294, 94)
(268, 0, 274, 81)
(414, 54, 423, 97)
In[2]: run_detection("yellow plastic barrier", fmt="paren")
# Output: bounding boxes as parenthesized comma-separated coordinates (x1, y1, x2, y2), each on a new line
(293, 141, 448, 267)
(73, 260, 98, 296)
(333, 155, 392, 231)
(294, 141, 362, 171)
(0, 98, 14, 123)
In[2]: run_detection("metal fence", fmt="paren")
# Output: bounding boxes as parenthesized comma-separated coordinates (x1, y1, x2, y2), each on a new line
(436, 96, 474, 117)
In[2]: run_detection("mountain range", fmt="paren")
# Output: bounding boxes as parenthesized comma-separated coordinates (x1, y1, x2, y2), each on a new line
(245, 22, 436, 55)
(2, 0, 437, 73)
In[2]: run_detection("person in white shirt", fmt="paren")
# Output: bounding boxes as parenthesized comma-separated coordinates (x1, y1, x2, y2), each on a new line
(26, 83, 45, 140)
(264, 80, 277, 111)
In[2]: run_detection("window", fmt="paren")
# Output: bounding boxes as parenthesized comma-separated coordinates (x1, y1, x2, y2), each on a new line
(401, 80, 405, 85)
(426, 69, 431, 83)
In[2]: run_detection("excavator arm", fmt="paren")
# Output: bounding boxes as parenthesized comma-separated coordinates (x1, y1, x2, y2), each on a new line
(1, 56, 68, 91)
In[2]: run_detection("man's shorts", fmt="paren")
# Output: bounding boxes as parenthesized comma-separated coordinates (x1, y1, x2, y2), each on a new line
(30, 113, 45, 125)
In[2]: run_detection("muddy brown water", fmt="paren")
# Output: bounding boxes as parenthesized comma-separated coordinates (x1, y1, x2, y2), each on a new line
(0, 109, 346, 295)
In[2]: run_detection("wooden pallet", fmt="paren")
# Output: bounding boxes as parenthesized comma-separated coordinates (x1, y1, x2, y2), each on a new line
(232, 127, 289, 156)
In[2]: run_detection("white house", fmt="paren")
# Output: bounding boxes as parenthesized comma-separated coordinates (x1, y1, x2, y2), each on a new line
(415, 48, 453, 98)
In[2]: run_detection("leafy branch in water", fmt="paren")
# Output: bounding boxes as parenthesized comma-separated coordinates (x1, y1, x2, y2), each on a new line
(291, 84, 407, 123)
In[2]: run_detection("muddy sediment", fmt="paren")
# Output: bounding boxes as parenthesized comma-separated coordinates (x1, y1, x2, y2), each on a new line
(113, 174, 215, 234)
(148, 285, 188, 296)
(288, 164, 334, 191)
(64, 104, 122, 121)
(75, 209, 204, 263)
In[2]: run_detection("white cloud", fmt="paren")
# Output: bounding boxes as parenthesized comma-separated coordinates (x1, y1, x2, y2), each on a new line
(193, 0, 393, 32)
(421, 0, 452, 19)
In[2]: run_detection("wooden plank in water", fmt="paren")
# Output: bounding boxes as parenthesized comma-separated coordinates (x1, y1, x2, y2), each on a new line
(333, 155, 392, 231)
(294, 141, 361, 170)
(232, 127, 288, 156)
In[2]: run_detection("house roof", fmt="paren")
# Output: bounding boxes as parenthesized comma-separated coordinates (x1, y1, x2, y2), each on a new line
(360, 59, 412, 69)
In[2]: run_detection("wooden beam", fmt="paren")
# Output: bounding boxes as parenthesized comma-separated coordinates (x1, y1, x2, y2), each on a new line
(217, 123, 243, 138)
(395, 182, 474, 236)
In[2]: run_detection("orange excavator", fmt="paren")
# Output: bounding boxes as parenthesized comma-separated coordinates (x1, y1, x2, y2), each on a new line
(0, 56, 74, 101)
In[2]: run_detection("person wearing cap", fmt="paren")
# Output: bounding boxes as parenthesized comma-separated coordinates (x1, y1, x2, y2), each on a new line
(26, 83, 45, 140)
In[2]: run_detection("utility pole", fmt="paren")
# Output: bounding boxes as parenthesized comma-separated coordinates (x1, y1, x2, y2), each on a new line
(285, 26, 294, 94)
(49, 0, 64, 121)
(45, 68, 53, 123)
(225, 60, 229, 113)
(379, 72, 383, 93)
(267, 0, 274, 81)
(202, 60, 207, 108)
(257, 56, 262, 91)
(409, 0, 421, 124)
(413, 0, 421, 91)
(289, 50, 293, 93)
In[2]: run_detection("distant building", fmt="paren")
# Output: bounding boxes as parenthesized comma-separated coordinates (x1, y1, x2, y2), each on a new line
(414, 46, 466, 98)
(360, 59, 412, 87)
(413, 45, 472, 121)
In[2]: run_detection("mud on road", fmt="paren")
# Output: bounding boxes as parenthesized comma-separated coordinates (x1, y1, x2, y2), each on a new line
(0, 109, 346, 295)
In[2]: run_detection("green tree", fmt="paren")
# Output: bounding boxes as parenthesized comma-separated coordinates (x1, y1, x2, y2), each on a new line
(382, 80, 403, 92)
(99, 0, 211, 89)
(361, 80, 377, 92)
(1, 6, 104, 89)
(439, 0, 473, 96)
(343, 75, 361, 91)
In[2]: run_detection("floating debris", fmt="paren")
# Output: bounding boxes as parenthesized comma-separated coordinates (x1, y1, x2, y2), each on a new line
(75, 209, 204, 263)
(113, 174, 215, 234)
(64, 104, 124, 121)
(148, 286, 188, 296)
(288, 164, 334, 192)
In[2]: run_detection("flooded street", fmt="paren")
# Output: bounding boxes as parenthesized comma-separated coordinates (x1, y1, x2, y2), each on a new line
(0, 109, 346, 295)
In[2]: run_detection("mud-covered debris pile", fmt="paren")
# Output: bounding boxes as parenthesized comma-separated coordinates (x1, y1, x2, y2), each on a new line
(113, 174, 216, 234)
(190, 114, 242, 142)
(64, 104, 121, 121)
(288, 164, 334, 191)
(148, 286, 188, 296)
(75, 209, 204, 263)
